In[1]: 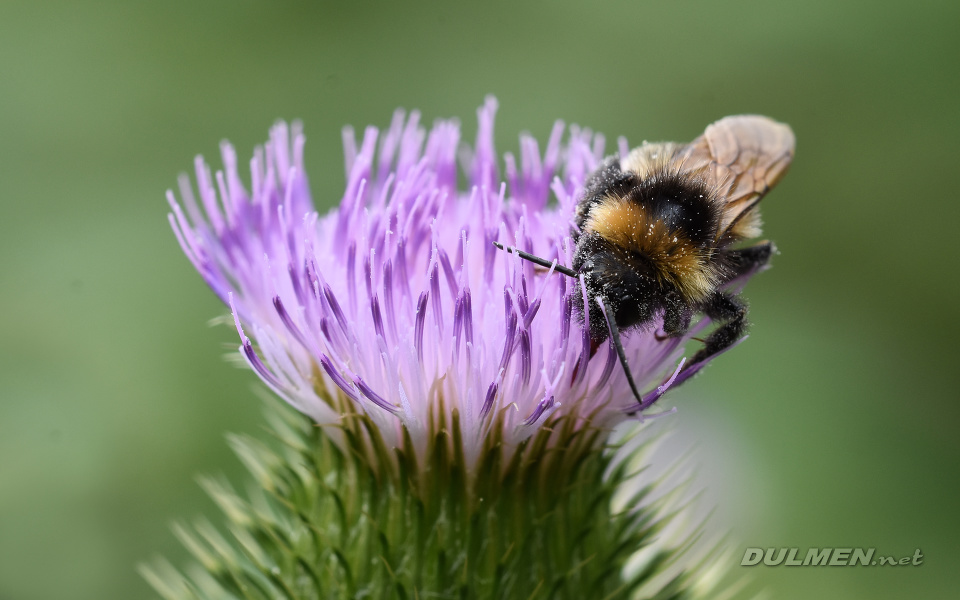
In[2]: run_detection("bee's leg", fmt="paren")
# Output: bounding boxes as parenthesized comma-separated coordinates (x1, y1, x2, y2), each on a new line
(684, 242, 771, 365)
(689, 292, 747, 365)
(659, 292, 693, 339)
(718, 241, 775, 286)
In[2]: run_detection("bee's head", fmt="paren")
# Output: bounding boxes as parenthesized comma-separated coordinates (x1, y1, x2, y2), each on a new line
(573, 233, 668, 337)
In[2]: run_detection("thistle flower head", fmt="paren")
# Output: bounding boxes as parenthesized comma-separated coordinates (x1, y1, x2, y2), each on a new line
(169, 97, 727, 475)
(157, 98, 762, 600)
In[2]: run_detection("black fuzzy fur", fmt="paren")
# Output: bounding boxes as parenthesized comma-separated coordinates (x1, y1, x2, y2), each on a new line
(572, 157, 772, 370)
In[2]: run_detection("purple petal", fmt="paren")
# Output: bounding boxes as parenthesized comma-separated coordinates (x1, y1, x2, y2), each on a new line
(414, 292, 428, 363)
(523, 396, 557, 427)
(319, 354, 360, 403)
(354, 376, 400, 414)
(370, 295, 386, 342)
(273, 296, 311, 353)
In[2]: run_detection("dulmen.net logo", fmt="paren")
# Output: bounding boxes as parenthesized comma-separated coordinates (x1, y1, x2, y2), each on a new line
(741, 548, 924, 567)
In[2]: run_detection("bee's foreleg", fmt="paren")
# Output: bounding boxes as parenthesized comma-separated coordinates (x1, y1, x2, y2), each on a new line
(660, 292, 693, 338)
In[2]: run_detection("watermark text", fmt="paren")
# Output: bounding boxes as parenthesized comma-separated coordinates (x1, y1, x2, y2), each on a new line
(741, 547, 923, 567)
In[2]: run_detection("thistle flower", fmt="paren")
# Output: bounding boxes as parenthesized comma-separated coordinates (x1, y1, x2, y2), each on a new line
(168, 97, 722, 468)
(154, 98, 755, 599)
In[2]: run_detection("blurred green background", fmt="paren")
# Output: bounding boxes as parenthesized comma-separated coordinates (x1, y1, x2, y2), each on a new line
(1, 0, 958, 598)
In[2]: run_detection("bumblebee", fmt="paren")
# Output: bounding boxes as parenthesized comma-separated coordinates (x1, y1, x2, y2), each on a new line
(496, 115, 795, 404)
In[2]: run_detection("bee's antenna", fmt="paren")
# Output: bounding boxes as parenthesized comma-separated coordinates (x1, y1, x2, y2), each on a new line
(492, 241, 578, 278)
(597, 295, 644, 405)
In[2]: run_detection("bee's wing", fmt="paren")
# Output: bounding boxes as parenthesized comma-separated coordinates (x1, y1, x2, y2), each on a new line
(675, 115, 795, 239)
